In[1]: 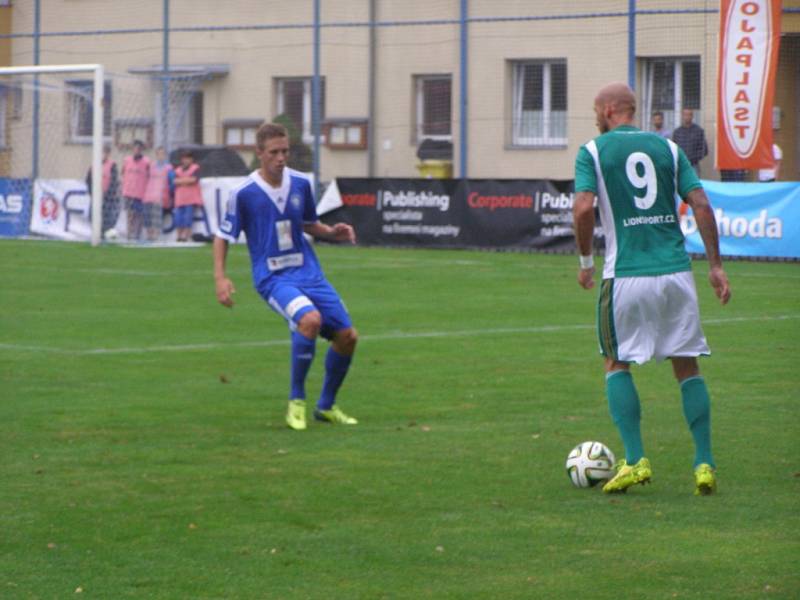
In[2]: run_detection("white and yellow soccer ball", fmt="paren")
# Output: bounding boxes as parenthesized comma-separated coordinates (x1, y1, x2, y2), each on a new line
(565, 441, 616, 488)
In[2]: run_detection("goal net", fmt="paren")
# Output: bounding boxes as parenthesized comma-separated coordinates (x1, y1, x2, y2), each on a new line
(0, 64, 211, 246)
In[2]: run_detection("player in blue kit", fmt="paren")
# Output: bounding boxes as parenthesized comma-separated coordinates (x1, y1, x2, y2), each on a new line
(213, 123, 358, 430)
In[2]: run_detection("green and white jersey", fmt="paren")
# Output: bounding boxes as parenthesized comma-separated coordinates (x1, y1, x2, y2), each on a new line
(575, 125, 702, 278)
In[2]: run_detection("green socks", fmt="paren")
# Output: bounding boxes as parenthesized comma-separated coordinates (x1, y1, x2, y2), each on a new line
(607, 371, 715, 469)
(606, 370, 644, 464)
(680, 376, 715, 468)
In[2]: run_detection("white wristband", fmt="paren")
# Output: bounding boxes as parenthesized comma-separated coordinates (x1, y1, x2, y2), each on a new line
(579, 255, 594, 269)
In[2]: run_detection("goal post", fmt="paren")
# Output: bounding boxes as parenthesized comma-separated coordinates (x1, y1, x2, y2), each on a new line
(0, 64, 105, 246)
(1, 63, 239, 246)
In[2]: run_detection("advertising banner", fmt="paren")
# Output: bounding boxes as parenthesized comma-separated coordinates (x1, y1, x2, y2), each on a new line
(197, 177, 243, 241)
(320, 178, 577, 251)
(30, 179, 92, 241)
(25, 175, 800, 260)
(682, 180, 800, 259)
(28, 177, 246, 242)
(716, 0, 781, 169)
(0, 178, 32, 237)
(26, 170, 312, 243)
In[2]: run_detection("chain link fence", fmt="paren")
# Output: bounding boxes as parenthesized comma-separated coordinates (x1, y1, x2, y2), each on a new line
(2, 1, 798, 190)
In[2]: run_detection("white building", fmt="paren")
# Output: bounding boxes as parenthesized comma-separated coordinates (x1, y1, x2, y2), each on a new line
(3, 1, 798, 182)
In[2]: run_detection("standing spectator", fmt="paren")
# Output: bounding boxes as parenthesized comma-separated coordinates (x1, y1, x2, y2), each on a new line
(142, 146, 174, 241)
(672, 109, 708, 174)
(173, 150, 202, 242)
(85, 145, 120, 240)
(651, 111, 671, 139)
(573, 82, 730, 496)
(757, 143, 782, 182)
(121, 140, 151, 241)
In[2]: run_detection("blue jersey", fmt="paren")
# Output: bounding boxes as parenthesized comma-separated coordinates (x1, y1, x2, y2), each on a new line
(217, 169, 324, 294)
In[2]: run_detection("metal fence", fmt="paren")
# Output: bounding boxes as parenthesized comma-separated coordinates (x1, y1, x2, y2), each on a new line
(2, 1, 799, 189)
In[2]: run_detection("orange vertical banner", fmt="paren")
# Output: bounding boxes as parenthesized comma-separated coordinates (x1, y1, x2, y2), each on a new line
(716, 0, 781, 170)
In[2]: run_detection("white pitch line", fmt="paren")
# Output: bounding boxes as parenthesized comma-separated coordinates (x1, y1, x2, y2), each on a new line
(0, 257, 496, 278)
(0, 314, 797, 357)
(733, 272, 800, 280)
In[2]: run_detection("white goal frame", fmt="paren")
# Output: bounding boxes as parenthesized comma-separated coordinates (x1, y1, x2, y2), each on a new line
(0, 64, 105, 246)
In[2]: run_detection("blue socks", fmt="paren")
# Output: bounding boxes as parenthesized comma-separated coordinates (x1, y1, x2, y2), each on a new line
(680, 376, 715, 468)
(290, 331, 316, 400)
(606, 370, 644, 464)
(317, 348, 353, 411)
(290, 331, 353, 410)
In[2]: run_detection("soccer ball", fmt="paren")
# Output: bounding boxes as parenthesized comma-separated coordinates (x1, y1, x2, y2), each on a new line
(565, 441, 616, 488)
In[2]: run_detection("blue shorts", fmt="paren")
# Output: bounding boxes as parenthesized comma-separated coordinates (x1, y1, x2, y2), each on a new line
(124, 196, 143, 214)
(262, 279, 352, 340)
(142, 203, 162, 228)
(174, 205, 195, 228)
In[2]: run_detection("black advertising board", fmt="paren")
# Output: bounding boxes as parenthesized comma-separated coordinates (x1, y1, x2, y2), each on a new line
(321, 178, 583, 251)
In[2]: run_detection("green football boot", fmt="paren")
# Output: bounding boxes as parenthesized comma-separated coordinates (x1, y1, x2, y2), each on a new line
(694, 463, 717, 496)
(602, 457, 652, 493)
(314, 406, 358, 425)
(286, 399, 307, 431)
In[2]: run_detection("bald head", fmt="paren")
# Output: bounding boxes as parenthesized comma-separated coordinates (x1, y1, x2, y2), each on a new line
(595, 82, 636, 116)
(593, 82, 636, 132)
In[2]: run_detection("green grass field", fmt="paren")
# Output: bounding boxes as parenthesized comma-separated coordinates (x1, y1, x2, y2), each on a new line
(1, 239, 799, 599)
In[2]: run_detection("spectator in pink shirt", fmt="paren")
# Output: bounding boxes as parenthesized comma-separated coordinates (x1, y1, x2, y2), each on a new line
(121, 140, 151, 241)
(142, 146, 174, 241)
(173, 150, 203, 242)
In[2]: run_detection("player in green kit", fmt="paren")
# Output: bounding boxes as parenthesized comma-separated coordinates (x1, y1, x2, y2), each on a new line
(573, 83, 731, 495)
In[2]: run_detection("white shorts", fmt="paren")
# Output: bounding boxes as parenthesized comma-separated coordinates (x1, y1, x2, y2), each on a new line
(597, 271, 710, 364)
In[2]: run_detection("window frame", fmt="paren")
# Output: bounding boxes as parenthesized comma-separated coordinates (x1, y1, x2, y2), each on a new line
(275, 77, 326, 145)
(223, 119, 262, 150)
(322, 119, 368, 150)
(640, 56, 702, 133)
(66, 79, 112, 145)
(114, 117, 154, 151)
(510, 59, 568, 148)
(413, 74, 452, 143)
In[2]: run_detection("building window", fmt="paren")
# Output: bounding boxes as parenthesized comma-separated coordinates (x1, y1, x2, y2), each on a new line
(223, 119, 261, 150)
(641, 57, 701, 133)
(114, 118, 154, 150)
(169, 90, 203, 147)
(322, 119, 368, 150)
(511, 60, 567, 147)
(188, 91, 204, 145)
(154, 86, 204, 147)
(67, 80, 112, 143)
(276, 77, 325, 144)
(414, 75, 451, 141)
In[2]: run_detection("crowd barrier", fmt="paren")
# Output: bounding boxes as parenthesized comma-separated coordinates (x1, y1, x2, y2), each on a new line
(682, 180, 800, 259)
(318, 178, 577, 251)
(1, 176, 798, 259)
(320, 178, 800, 260)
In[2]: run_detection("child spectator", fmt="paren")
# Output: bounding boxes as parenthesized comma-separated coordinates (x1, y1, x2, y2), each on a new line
(142, 146, 174, 241)
(173, 150, 203, 242)
(121, 140, 151, 241)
